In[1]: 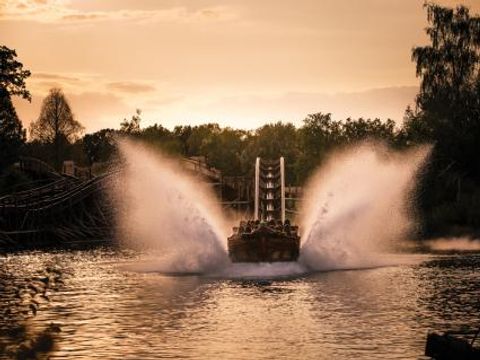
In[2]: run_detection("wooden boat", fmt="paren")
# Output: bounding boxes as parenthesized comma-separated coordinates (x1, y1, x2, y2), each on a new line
(228, 220, 300, 262)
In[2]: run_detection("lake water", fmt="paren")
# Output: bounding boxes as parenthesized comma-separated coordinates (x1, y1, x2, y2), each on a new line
(0, 249, 479, 359)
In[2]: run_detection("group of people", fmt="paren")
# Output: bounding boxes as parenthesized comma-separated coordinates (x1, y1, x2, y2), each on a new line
(234, 219, 298, 236)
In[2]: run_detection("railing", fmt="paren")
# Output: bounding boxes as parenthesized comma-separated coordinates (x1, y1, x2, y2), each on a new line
(17, 157, 62, 179)
(182, 158, 222, 181)
(0, 178, 76, 208)
(19, 173, 113, 230)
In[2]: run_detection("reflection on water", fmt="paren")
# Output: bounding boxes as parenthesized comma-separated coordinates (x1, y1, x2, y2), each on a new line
(0, 249, 479, 359)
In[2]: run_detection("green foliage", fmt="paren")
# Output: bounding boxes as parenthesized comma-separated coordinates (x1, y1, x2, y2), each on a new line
(200, 127, 247, 176)
(186, 123, 221, 156)
(77, 112, 399, 184)
(136, 123, 183, 155)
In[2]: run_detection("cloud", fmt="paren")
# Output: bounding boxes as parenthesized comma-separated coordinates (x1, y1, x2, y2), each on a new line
(28, 72, 159, 96)
(26, 72, 104, 97)
(0, 0, 238, 25)
(107, 82, 156, 94)
(33, 72, 80, 82)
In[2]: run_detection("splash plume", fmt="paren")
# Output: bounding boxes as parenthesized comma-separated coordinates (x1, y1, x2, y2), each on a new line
(113, 140, 429, 277)
(299, 142, 430, 271)
(112, 140, 229, 273)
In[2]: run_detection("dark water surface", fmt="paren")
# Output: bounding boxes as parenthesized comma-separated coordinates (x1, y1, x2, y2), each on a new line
(0, 249, 479, 359)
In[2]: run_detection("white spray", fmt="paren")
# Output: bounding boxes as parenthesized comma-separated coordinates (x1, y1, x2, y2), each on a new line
(113, 140, 229, 273)
(113, 140, 429, 277)
(299, 142, 430, 271)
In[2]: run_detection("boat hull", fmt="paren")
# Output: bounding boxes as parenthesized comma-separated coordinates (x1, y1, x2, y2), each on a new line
(228, 226, 300, 263)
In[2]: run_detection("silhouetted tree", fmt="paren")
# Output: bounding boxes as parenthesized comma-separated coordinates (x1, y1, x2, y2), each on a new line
(342, 117, 397, 145)
(120, 109, 142, 134)
(245, 122, 299, 183)
(409, 3, 480, 233)
(0, 45, 30, 172)
(0, 88, 26, 171)
(30, 88, 84, 169)
(186, 123, 221, 156)
(295, 113, 341, 181)
(138, 124, 182, 155)
(173, 125, 193, 155)
(0, 45, 31, 100)
(83, 128, 117, 165)
(200, 127, 246, 176)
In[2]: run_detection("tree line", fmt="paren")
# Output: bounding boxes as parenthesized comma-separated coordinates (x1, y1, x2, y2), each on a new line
(1, 3, 479, 237)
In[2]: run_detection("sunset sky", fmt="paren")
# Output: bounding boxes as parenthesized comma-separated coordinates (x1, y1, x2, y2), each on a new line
(1, 0, 479, 133)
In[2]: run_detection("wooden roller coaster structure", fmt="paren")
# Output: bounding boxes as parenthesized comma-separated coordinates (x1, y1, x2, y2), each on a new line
(0, 173, 115, 250)
(0, 156, 300, 252)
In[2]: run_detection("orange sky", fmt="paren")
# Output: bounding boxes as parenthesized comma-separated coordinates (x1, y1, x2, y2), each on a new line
(1, 0, 479, 133)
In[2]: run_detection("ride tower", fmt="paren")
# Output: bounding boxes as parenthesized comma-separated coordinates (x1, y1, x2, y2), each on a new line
(254, 157, 286, 223)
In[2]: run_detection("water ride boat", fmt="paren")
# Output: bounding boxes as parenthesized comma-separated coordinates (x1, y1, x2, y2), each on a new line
(227, 157, 301, 263)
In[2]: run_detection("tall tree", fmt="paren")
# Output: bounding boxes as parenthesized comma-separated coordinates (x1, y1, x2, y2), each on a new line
(0, 45, 31, 100)
(409, 3, 480, 233)
(0, 88, 26, 171)
(0, 45, 30, 172)
(30, 88, 84, 169)
(411, 3, 480, 158)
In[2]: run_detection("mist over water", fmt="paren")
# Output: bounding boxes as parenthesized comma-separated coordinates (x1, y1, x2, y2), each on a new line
(299, 143, 430, 271)
(426, 237, 480, 251)
(113, 140, 429, 278)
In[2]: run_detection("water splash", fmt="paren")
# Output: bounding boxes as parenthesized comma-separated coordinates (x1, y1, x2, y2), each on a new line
(113, 140, 429, 278)
(112, 140, 229, 274)
(299, 142, 430, 271)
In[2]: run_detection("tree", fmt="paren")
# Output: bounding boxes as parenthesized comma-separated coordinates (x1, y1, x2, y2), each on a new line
(186, 123, 221, 156)
(200, 127, 246, 176)
(0, 45, 31, 100)
(120, 109, 142, 134)
(0, 45, 30, 173)
(139, 124, 182, 155)
(411, 3, 480, 167)
(245, 122, 299, 183)
(173, 125, 193, 155)
(342, 117, 397, 145)
(83, 128, 117, 165)
(408, 3, 480, 234)
(30, 88, 84, 169)
(295, 113, 341, 182)
(0, 88, 26, 171)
